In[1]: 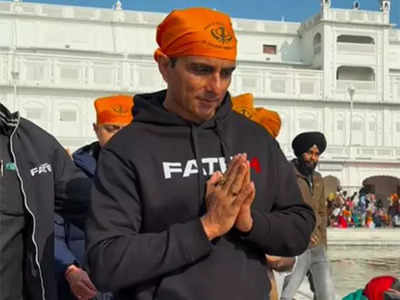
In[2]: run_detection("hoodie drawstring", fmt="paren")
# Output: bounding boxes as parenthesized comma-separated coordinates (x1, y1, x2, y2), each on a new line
(190, 125, 206, 213)
(215, 120, 231, 166)
(189, 121, 232, 215)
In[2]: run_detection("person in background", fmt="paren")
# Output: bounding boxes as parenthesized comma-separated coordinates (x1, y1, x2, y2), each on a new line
(281, 131, 336, 300)
(55, 95, 134, 300)
(0, 102, 90, 300)
(86, 7, 315, 300)
(342, 275, 400, 300)
(231, 93, 296, 300)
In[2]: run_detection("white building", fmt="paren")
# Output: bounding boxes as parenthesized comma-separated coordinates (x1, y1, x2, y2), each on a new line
(1, 0, 400, 192)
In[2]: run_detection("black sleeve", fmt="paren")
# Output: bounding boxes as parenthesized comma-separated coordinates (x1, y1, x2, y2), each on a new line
(240, 140, 315, 257)
(86, 147, 212, 292)
(53, 140, 91, 229)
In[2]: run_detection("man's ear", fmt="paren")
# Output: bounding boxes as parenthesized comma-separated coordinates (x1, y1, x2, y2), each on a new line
(157, 53, 171, 83)
(93, 123, 99, 138)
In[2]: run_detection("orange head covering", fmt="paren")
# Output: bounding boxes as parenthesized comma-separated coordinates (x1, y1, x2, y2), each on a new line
(231, 93, 281, 138)
(364, 276, 400, 300)
(154, 7, 237, 62)
(231, 93, 255, 119)
(252, 108, 281, 138)
(94, 95, 134, 125)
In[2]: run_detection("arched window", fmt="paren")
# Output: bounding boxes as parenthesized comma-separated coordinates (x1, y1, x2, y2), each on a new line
(366, 116, 377, 146)
(351, 115, 364, 146)
(21, 101, 48, 130)
(276, 112, 289, 144)
(313, 33, 322, 55)
(393, 116, 400, 147)
(54, 102, 81, 137)
(335, 113, 346, 145)
(297, 113, 318, 131)
(336, 66, 375, 81)
(337, 35, 374, 44)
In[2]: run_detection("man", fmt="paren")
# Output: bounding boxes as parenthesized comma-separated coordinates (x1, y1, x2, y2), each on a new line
(55, 95, 133, 300)
(231, 93, 296, 300)
(0, 102, 90, 300)
(343, 275, 400, 300)
(281, 131, 336, 300)
(86, 7, 315, 300)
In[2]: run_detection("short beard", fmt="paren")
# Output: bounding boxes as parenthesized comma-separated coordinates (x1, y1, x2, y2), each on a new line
(297, 158, 316, 176)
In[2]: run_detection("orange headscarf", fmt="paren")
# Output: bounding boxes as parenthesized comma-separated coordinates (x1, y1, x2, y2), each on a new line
(231, 93, 282, 138)
(364, 276, 400, 300)
(154, 7, 237, 62)
(94, 95, 134, 125)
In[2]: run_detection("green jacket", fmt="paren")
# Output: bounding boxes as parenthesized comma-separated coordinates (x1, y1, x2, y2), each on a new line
(342, 289, 367, 300)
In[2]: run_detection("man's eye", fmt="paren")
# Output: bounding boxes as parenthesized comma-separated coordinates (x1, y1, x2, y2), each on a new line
(104, 126, 118, 132)
(195, 68, 210, 74)
(221, 69, 233, 79)
(191, 65, 212, 74)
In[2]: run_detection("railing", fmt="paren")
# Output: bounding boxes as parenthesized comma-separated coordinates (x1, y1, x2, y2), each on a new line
(0, 0, 166, 25)
(280, 144, 400, 162)
(328, 9, 386, 25)
(8, 53, 400, 103)
(0, 0, 302, 35)
(337, 42, 375, 54)
(326, 145, 400, 161)
(0, 52, 324, 99)
(336, 80, 376, 91)
(233, 18, 300, 34)
(389, 29, 400, 42)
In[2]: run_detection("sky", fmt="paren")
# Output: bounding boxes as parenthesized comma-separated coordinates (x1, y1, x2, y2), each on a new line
(9, 0, 400, 26)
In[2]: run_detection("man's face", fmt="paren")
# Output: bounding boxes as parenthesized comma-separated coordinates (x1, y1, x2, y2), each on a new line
(93, 123, 126, 147)
(301, 145, 320, 171)
(160, 56, 236, 123)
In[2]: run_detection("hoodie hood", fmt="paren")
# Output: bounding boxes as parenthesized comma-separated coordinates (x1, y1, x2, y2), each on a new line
(132, 90, 233, 129)
(132, 89, 234, 214)
(0, 103, 19, 136)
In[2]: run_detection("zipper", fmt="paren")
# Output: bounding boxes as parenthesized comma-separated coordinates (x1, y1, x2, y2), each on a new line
(9, 114, 46, 300)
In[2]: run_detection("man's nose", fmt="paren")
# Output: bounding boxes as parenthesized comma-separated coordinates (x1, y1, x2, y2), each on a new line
(206, 73, 222, 94)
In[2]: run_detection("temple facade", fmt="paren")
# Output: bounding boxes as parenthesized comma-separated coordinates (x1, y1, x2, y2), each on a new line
(1, 0, 399, 191)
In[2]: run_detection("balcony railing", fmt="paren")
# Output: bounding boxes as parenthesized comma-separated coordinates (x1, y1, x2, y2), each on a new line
(0, 52, 324, 99)
(336, 80, 376, 91)
(337, 43, 375, 54)
(327, 9, 387, 25)
(280, 144, 400, 162)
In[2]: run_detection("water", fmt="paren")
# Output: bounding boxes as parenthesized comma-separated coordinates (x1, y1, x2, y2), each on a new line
(328, 245, 400, 298)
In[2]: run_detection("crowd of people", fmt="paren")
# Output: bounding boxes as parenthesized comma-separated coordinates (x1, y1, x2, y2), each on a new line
(327, 188, 400, 229)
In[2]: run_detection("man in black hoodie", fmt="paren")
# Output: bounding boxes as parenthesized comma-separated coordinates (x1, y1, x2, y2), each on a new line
(86, 7, 315, 300)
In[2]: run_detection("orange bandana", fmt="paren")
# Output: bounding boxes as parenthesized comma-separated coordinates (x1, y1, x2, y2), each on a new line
(94, 95, 134, 125)
(231, 93, 281, 138)
(154, 7, 237, 62)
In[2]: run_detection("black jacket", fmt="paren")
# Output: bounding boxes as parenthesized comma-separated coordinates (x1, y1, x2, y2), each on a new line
(86, 90, 315, 300)
(0, 103, 90, 300)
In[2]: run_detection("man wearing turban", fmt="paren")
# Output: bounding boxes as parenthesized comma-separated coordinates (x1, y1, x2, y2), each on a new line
(55, 95, 133, 300)
(281, 131, 336, 300)
(86, 7, 315, 300)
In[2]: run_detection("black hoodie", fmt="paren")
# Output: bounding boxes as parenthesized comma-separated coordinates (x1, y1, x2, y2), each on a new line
(86, 90, 315, 300)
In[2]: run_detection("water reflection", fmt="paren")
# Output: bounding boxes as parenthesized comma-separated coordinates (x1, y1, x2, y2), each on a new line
(328, 246, 400, 297)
